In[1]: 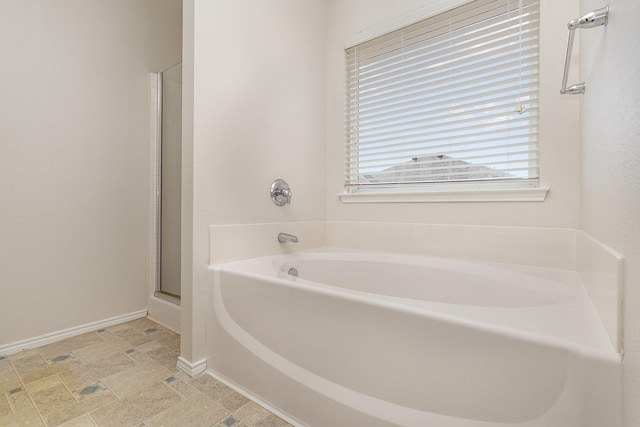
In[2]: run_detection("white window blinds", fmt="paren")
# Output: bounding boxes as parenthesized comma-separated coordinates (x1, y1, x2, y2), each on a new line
(345, 0, 540, 192)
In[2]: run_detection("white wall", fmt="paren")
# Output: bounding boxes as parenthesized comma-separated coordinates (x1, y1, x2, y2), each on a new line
(578, 0, 640, 425)
(326, 0, 581, 228)
(0, 0, 182, 346)
(181, 0, 327, 364)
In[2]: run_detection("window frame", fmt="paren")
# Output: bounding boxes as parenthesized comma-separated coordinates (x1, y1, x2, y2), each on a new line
(341, 0, 548, 203)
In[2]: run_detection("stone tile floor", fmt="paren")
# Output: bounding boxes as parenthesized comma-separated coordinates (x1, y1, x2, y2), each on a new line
(0, 318, 293, 427)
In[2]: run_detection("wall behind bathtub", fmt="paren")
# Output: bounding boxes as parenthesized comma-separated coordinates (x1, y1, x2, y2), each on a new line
(326, 0, 581, 229)
(181, 0, 327, 366)
(578, 0, 640, 425)
(0, 0, 182, 347)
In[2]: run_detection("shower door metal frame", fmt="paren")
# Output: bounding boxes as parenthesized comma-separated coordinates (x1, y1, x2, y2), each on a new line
(154, 69, 181, 305)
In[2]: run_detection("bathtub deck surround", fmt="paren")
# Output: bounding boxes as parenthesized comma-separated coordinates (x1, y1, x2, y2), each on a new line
(326, 221, 624, 349)
(209, 222, 326, 265)
(208, 248, 621, 427)
(577, 230, 624, 352)
(0, 318, 291, 427)
(208, 221, 623, 350)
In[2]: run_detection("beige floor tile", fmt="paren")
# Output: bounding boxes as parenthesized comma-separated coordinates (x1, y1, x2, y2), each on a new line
(46, 353, 84, 368)
(72, 382, 110, 402)
(145, 393, 228, 427)
(25, 375, 76, 415)
(0, 391, 11, 417)
(103, 327, 139, 344)
(38, 333, 105, 359)
(0, 357, 22, 393)
(133, 341, 161, 354)
(218, 391, 250, 413)
(122, 318, 160, 332)
(89, 382, 182, 427)
(0, 356, 15, 374)
(59, 353, 136, 391)
(215, 418, 247, 427)
(45, 384, 116, 427)
(0, 319, 289, 427)
(124, 349, 160, 367)
(0, 374, 22, 397)
(21, 355, 84, 385)
(165, 364, 180, 375)
(109, 327, 173, 348)
(103, 323, 132, 334)
(72, 339, 131, 365)
(234, 401, 271, 426)
(139, 345, 178, 370)
(162, 376, 200, 400)
(253, 414, 293, 427)
(2, 386, 45, 425)
(7, 349, 40, 363)
(0, 408, 44, 426)
(6, 386, 34, 411)
(58, 414, 98, 426)
(95, 330, 127, 343)
(156, 334, 180, 354)
(9, 351, 49, 377)
(185, 374, 233, 402)
(102, 362, 173, 399)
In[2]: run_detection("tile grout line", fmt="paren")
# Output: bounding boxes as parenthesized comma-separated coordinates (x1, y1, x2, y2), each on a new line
(122, 378, 188, 426)
(165, 373, 199, 400)
(3, 387, 16, 416)
(7, 356, 48, 426)
(83, 379, 119, 427)
(98, 375, 120, 402)
(35, 334, 120, 427)
(188, 375, 271, 427)
(155, 373, 235, 426)
(57, 330, 109, 367)
(57, 370, 81, 405)
(4, 319, 292, 427)
(87, 411, 99, 426)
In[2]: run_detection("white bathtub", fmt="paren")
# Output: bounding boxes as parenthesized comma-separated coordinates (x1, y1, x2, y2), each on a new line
(207, 248, 620, 427)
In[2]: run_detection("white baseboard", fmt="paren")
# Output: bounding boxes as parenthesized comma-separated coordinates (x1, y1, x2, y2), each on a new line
(0, 309, 148, 357)
(177, 356, 207, 377)
(206, 368, 305, 427)
(147, 295, 181, 333)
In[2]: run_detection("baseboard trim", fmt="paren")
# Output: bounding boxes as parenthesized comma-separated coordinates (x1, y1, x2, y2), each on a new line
(177, 356, 207, 377)
(147, 295, 181, 334)
(206, 368, 305, 427)
(0, 309, 148, 356)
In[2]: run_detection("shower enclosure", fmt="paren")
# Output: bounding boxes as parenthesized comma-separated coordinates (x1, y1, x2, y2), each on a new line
(156, 62, 182, 302)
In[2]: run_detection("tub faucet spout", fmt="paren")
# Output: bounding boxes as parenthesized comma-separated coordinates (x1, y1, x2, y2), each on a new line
(278, 233, 298, 243)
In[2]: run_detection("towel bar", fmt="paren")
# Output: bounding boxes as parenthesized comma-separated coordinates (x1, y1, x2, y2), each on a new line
(560, 5, 609, 95)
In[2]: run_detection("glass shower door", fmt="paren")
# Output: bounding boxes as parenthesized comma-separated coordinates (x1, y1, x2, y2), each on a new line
(157, 63, 182, 302)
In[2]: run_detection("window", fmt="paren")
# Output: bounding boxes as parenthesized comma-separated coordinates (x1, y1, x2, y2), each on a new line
(344, 0, 542, 200)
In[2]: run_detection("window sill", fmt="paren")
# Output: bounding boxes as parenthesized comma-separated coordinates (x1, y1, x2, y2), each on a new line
(339, 185, 549, 203)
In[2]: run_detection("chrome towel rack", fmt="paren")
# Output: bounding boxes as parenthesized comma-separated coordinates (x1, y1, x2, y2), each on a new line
(560, 5, 609, 95)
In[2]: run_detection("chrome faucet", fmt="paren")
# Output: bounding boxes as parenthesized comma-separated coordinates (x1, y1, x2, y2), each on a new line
(278, 233, 298, 243)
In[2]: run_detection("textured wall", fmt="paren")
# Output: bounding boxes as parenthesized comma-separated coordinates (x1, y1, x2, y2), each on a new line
(578, 0, 640, 425)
